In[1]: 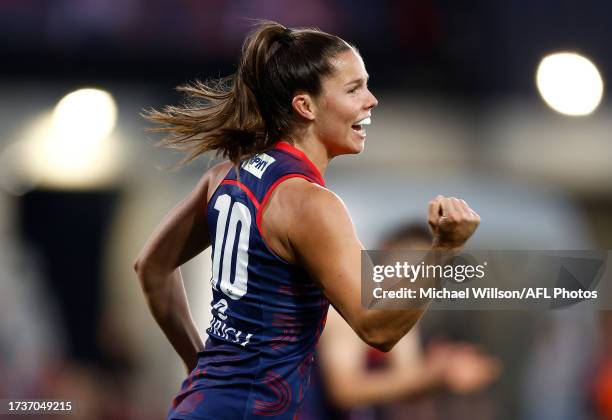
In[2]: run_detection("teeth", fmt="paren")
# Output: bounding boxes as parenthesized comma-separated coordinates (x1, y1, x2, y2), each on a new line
(354, 117, 371, 126)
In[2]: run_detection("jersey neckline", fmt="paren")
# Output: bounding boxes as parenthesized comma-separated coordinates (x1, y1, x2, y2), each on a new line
(274, 141, 326, 187)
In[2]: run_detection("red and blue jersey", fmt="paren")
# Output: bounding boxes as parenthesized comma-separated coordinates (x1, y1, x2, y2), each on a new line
(168, 142, 330, 420)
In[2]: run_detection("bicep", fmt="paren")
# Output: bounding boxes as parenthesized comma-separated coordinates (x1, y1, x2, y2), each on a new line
(289, 188, 366, 331)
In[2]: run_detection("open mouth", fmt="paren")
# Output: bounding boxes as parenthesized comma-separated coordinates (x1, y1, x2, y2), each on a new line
(351, 117, 371, 136)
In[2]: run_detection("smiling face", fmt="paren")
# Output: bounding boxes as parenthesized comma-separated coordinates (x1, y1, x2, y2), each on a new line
(311, 49, 378, 156)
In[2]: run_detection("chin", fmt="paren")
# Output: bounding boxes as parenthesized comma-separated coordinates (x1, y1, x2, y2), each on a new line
(352, 142, 365, 154)
(328, 134, 366, 157)
(333, 142, 363, 157)
(350, 136, 366, 154)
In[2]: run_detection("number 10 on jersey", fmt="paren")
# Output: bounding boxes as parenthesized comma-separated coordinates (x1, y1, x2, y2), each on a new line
(211, 194, 251, 300)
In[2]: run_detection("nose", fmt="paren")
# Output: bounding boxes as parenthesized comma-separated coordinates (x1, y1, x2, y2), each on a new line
(366, 88, 378, 110)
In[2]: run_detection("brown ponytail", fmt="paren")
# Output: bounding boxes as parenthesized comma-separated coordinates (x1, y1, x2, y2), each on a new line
(144, 20, 352, 166)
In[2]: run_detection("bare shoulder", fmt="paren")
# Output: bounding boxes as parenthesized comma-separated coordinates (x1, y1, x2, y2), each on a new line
(288, 180, 355, 240)
(273, 177, 349, 221)
(268, 177, 354, 241)
(260, 177, 353, 263)
(204, 160, 234, 201)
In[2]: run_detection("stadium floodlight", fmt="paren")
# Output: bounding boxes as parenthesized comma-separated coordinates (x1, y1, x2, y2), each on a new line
(53, 88, 117, 146)
(536, 52, 604, 116)
(16, 88, 120, 190)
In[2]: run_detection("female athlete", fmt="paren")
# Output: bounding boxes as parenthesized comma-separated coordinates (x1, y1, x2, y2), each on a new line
(133, 21, 480, 420)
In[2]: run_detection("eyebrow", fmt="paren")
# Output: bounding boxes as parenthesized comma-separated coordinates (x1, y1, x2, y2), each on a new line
(344, 75, 369, 87)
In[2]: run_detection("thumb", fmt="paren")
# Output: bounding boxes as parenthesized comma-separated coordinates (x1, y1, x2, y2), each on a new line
(428, 195, 444, 232)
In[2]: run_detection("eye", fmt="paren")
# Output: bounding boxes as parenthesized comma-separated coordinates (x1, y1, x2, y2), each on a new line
(347, 86, 358, 94)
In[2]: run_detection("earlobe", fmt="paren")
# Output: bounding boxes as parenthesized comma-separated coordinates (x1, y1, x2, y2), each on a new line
(292, 94, 316, 121)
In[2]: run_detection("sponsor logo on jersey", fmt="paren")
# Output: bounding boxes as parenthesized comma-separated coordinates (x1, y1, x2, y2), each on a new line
(241, 153, 276, 179)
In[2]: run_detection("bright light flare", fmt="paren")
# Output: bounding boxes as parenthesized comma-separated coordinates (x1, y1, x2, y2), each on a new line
(53, 88, 118, 146)
(1, 88, 121, 191)
(536, 52, 604, 116)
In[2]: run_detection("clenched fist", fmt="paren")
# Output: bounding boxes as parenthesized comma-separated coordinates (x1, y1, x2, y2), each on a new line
(428, 195, 480, 251)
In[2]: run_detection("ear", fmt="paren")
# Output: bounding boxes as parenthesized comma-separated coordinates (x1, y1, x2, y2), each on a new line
(292, 93, 316, 121)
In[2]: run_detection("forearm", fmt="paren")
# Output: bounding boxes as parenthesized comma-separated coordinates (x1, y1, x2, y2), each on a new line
(360, 246, 457, 349)
(327, 364, 443, 408)
(137, 266, 204, 372)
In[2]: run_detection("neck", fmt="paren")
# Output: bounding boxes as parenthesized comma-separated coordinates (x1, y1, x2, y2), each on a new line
(289, 132, 331, 176)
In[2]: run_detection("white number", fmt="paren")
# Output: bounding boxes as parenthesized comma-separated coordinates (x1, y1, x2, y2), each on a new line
(211, 194, 251, 300)
(212, 194, 231, 291)
(212, 298, 229, 320)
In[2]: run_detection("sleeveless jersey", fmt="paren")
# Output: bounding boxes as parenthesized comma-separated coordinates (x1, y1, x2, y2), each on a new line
(168, 141, 330, 420)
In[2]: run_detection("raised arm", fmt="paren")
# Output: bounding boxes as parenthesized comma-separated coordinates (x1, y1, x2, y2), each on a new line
(133, 161, 232, 371)
(261, 179, 479, 352)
